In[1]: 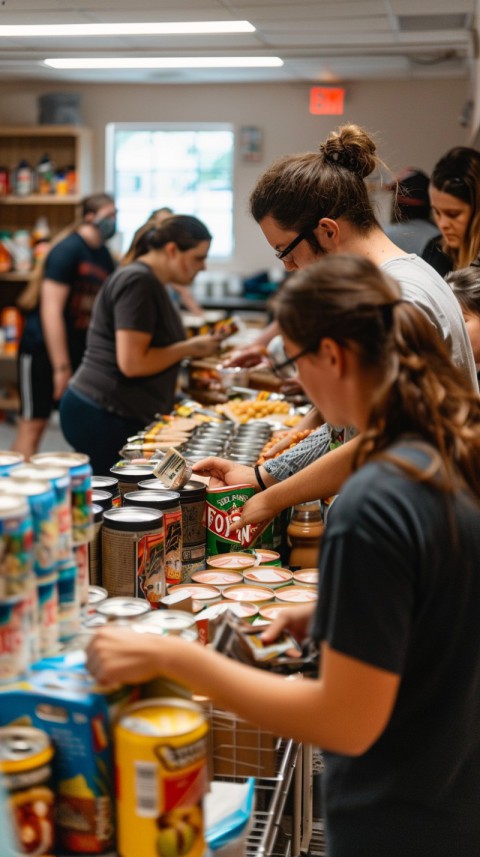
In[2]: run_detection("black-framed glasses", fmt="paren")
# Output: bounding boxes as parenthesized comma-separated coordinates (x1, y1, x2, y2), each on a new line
(269, 345, 312, 377)
(275, 225, 316, 261)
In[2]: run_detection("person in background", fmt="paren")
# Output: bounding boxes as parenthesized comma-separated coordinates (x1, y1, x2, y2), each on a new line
(88, 254, 480, 857)
(60, 215, 225, 475)
(446, 263, 480, 381)
(123, 206, 204, 317)
(11, 193, 116, 459)
(193, 124, 477, 498)
(422, 146, 480, 277)
(384, 167, 440, 255)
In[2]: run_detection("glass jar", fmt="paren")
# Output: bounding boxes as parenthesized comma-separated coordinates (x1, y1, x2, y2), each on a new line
(287, 500, 324, 569)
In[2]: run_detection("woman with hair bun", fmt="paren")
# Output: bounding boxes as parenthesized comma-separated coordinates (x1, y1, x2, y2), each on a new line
(194, 124, 477, 501)
(423, 146, 480, 277)
(88, 254, 480, 856)
(60, 215, 223, 474)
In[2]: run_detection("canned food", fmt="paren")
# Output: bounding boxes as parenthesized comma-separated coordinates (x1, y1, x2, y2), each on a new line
(190, 569, 243, 589)
(167, 583, 221, 612)
(58, 561, 80, 642)
(37, 573, 59, 658)
(134, 609, 196, 637)
(222, 583, 274, 604)
(0, 451, 24, 476)
(0, 494, 34, 596)
(115, 699, 208, 857)
(30, 452, 93, 545)
(0, 726, 55, 856)
(92, 475, 121, 507)
(109, 463, 156, 498)
(96, 596, 152, 623)
(0, 478, 58, 578)
(293, 568, 319, 586)
(243, 566, 293, 588)
(88, 503, 104, 587)
(91, 489, 113, 511)
(87, 585, 108, 614)
(26, 464, 72, 565)
(0, 593, 30, 683)
(254, 548, 281, 566)
(73, 540, 90, 607)
(206, 552, 256, 571)
(274, 584, 318, 604)
(125, 490, 181, 587)
(102, 507, 165, 606)
(205, 485, 270, 555)
(139, 480, 206, 581)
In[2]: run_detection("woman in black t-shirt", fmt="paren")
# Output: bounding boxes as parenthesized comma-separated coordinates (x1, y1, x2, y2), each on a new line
(60, 216, 223, 475)
(87, 253, 480, 856)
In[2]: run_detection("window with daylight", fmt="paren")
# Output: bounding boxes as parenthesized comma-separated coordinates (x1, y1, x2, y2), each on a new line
(105, 123, 234, 258)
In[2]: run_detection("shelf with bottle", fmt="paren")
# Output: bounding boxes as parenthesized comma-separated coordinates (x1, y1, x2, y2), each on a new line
(0, 194, 83, 205)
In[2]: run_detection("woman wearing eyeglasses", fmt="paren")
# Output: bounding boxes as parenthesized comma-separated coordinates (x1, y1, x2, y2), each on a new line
(422, 146, 480, 277)
(87, 254, 480, 856)
(193, 124, 477, 497)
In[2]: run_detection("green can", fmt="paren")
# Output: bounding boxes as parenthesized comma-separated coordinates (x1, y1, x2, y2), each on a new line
(205, 484, 275, 557)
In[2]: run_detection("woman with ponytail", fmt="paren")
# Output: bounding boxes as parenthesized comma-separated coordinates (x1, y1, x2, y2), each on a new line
(87, 254, 480, 856)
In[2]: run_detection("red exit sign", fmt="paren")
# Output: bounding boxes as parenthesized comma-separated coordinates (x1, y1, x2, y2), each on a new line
(310, 87, 345, 115)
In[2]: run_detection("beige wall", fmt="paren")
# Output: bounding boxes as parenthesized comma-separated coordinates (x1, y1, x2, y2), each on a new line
(0, 77, 470, 275)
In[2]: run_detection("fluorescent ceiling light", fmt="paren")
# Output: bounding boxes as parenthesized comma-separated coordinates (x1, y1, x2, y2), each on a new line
(0, 21, 255, 37)
(44, 57, 283, 69)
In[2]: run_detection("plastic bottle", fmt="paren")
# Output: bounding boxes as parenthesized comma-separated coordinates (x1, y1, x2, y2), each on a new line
(36, 153, 55, 195)
(0, 233, 13, 273)
(287, 500, 324, 569)
(31, 216, 51, 264)
(14, 159, 34, 196)
(12, 230, 33, 273)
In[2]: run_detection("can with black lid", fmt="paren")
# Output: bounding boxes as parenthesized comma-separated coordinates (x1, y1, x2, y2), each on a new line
(92, 474, 121, 507)
(91, 488, 113, 511)
(124, 489, 182, 586)
(138, 479, 206, 581)
(102, 506, 165, 606)
(109, 463, 156, 499)
(88, 502, 104, 586)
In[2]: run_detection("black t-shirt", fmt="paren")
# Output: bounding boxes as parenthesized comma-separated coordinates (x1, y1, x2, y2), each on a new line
(71, 261, 186, 423)
(20, 232, 115, 363)
(311, 441, 480, 857)
(422, 235, 453, 278)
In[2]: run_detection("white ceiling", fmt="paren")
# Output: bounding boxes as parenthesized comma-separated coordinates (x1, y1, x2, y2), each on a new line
(0, 0, 476, 85)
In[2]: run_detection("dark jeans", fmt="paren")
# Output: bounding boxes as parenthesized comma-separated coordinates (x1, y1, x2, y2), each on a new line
(60, 387, 143, 477)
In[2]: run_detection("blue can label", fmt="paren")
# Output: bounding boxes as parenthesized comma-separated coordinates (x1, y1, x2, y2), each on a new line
(71, 463, 93, 544)
(0, 505, 34, 595)
(0, 595, 30, 684)
(28, 486, 59, 578)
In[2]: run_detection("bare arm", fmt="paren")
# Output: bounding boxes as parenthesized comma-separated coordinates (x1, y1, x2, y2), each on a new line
(171, 283, 204, 317)
(229, 436, 361, 530)
(87, 629, 399, 755)
(40, 278, 71, 399)
(116, 329, 224, 378)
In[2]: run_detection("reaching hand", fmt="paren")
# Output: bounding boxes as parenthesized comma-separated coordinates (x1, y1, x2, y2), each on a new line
(188, 333, 224, 359)
(260, 604, 315, 645)
(228, 488, 279, 532)
(192, 456, 257, 489)
(222, 344, 268, 368)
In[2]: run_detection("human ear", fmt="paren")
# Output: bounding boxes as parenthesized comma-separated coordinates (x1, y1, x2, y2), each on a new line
(319, 338, 345, 376)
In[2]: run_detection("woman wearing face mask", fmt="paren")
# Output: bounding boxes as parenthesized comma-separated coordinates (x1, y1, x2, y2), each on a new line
(422, 146, 480, 277)
(12, 193, 116, 459)
(87, 255, 480, 857)
(60, 215, 224, 475)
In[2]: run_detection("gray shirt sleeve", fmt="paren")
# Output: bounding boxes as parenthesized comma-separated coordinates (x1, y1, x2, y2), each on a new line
(263, 423, 332, 481)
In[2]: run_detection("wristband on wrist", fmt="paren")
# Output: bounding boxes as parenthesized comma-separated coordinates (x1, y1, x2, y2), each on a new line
(254, 464, 267, 491)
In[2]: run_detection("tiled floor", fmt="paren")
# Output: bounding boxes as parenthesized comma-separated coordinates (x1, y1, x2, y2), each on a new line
(0, 411, 71, 455)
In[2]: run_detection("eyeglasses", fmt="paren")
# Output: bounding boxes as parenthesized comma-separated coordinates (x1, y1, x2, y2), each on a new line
(275, 225, 316, 261)
(269, 345, 312, 377)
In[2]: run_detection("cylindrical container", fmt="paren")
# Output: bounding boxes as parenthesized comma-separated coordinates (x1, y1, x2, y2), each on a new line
(125, 490, 181, 587)
(274, 584, 318, 605)
(115, 698, 208, 857)
(72, 541, 90, 607)
(205, 484, 269, 556)
(167, 583, 221, 612)
(30, 452, 93, 545)
(92, 475, 121, 507)
(58, 560, 80, 642)
(0, 478, 57, 579)
(139, 479, 206, 581)
(0, 494, 34, 596)
(287, 501, 324, 569)
(206, 552, 256, 572)
(86, 585, 108, 615)
(293, 568, 319, 587)
(102, 507, 165, 606)
(88, 503, 104, 587)
(133, 609, 197, 638)
(254, 548, 281, 566)
(109, 463, 157, 498)
(243, 566, 293, 589)
(190, 569, 243, 590)
(0, 726, 55, 856)
(37, 573, 59, 658)
(0, 451, 24, 476)
(96, 596, 152, 625)
(27, 463, 72, 565)
(0, 593, 30, 684)
(91, 489, 113, 511)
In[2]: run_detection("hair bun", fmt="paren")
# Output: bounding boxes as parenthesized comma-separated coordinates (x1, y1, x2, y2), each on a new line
(320, 124, 377, 179)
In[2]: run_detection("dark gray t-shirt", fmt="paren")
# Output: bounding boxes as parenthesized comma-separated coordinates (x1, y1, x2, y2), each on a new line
(311, 442, 480, 856)
(71, 261, 186, 423)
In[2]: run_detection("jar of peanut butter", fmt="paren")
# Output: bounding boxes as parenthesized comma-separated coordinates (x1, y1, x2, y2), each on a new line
(287, 501, 324, 569)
